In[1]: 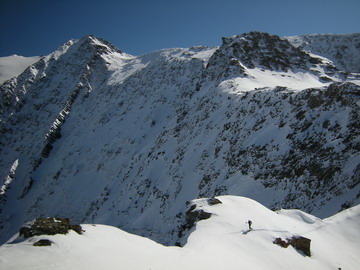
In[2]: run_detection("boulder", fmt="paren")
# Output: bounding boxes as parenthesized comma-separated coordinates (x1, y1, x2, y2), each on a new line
(207, 197, 222, 205)
(33, 239, 53, 247)
(273, 237, 290, 248)
(288, 236, 311, 257)
(273, 235, 311, 256)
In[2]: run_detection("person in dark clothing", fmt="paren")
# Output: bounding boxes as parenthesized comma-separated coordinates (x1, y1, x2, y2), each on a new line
(247, 220, 252, 230)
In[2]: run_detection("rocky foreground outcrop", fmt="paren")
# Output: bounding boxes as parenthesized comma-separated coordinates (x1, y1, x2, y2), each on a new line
(19, 217, 83, 246)
(20, 217, 83, 238)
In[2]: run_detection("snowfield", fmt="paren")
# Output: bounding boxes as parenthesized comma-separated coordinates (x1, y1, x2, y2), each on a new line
(0, 196, 359, 270)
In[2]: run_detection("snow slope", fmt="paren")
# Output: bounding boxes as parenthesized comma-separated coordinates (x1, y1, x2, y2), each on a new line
(0, 196, 359, 270)
(0, 32, 359, 247)
(0, 55, 40, 84)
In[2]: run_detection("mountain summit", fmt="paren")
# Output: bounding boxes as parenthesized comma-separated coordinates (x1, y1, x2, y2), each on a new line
(0, 32, 359, 246)
(205, 32, 333, 80)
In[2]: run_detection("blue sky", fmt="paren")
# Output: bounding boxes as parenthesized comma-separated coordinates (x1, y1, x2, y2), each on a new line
(0, 0, 359, 57)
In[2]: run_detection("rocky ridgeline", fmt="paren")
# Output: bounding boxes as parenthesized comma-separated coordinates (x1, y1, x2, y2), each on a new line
(287, 33, 360, 73)
(204, 32, 337, 81)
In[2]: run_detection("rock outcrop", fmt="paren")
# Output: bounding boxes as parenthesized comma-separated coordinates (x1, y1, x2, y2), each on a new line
(185, 197, 222, 227)
(273, 235, 311, 256)
(204, 32, 335, 81)
(19, 218, 83, 238)
(33, 239, 53, 247)
(176, 198, 222, 246)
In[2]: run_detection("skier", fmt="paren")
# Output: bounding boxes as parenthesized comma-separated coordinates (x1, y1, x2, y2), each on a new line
(247, 220, 252, 230)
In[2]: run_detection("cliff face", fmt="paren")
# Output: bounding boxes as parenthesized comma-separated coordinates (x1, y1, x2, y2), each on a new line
(0, 32, 359, 245)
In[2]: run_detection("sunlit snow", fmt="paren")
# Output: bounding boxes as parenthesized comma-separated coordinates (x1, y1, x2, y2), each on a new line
(0, 55, 40, 84)
(0, 196, 359, 270)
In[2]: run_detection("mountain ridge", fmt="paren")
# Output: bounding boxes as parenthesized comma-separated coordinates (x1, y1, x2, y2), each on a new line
(0, 32, 359, 246)
(1, 195, 359, 270)
(286, 33, 360, 73)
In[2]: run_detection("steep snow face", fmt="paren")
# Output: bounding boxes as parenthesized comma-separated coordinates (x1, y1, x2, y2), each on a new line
(0, 32, 359, 246)
(0, 196, 359, 270)
(0, 55, 41, 84)
(0, 35, 215, 245)
(287, 33, 360, 73)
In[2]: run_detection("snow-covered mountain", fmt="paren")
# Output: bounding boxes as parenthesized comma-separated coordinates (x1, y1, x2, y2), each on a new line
(286, 33, 360, 73)
(1, 196, 359, 270)
(0, 32, 359, 247)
